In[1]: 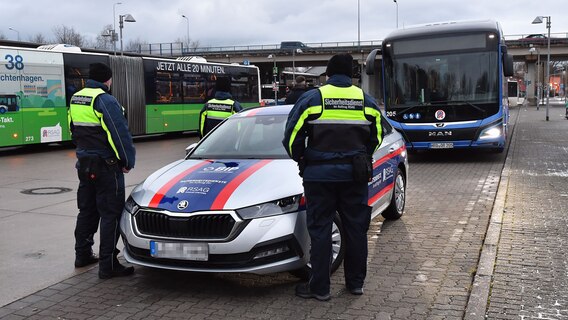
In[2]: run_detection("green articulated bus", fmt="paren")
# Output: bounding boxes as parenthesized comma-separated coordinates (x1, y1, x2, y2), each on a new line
(0, 44, 261, 148)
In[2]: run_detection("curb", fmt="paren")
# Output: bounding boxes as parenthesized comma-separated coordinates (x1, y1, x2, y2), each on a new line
(463, 106, 521, 320)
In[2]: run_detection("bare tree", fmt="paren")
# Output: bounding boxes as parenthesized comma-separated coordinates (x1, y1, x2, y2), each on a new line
(52, 25, 85, 47)
(94, 24, 114, 50)
(29, 33, 49, 44)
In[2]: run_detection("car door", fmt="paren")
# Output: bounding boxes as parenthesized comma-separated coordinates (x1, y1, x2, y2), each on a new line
(368, 119, 402, 214)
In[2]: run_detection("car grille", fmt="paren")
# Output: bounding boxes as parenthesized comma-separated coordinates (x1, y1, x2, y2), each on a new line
(134, 210, 236, 240)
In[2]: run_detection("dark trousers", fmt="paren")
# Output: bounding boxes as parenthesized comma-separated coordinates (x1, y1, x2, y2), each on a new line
(303, 181, 371, 295)
(74, 157, 125, 272)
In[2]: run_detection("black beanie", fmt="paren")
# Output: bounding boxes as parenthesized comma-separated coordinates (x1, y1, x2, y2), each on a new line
(89, 63, 112, 83)
(326, 53, 353, 77)
(216, 77, 231, 92)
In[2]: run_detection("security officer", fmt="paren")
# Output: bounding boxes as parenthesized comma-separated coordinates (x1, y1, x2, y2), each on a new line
(283, 53, 385, 301)
(198, 76, 242, 137)
(69, 62, 136, 279)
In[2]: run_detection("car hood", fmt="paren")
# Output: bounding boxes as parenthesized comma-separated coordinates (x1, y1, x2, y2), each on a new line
(130, 158, 303, 213)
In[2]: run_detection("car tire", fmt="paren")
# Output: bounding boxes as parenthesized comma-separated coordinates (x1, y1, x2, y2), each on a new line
(289, 212, 346, 280)
(381, 168, 406, 220)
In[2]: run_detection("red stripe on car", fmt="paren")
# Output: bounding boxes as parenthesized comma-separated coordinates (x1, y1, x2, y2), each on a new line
(374, 145, 405, 169)
(149, 161, 211, 208)
(210, 160, 272, 209)
(368, 183, 394, 206)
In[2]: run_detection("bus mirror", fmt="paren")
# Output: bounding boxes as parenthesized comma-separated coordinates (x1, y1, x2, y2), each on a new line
(365, 49, 380, 75)
(503, 53, 514, 77)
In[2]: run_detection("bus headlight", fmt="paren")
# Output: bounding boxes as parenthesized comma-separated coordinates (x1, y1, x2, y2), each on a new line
(479, 125, 502, 140)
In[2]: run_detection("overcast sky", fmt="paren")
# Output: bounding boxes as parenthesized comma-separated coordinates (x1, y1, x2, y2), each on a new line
(2, 0, 568, 48)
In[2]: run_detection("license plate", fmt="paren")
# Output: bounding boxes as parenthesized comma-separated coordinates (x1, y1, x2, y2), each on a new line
(150, 241, 209, 261)
(430, 142, 454, 149)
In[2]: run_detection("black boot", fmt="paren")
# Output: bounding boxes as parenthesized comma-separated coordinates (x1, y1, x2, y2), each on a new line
(75, 252, 99, 268)
(98, 263, 134, 279)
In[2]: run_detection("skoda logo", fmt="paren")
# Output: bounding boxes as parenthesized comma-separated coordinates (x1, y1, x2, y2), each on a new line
(435, 110, 446, 121)
(177, 200, 189, 210)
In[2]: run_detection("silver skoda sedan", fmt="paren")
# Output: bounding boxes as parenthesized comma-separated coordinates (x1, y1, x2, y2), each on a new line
(120, 105, 408, 278)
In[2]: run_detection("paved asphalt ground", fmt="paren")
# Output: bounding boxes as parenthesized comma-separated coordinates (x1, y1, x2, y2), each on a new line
(0, 98, 567, 319)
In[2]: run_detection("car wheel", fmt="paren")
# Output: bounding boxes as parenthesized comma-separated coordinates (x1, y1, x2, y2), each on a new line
(381, 168, 406, 220)
(290, 213, 346, 280)
(0, 106, 7, 114)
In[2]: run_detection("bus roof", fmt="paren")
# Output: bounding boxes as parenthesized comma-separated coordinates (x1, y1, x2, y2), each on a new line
(384, 19, 503, 42)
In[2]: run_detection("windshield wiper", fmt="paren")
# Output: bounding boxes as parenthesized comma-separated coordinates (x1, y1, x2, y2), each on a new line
(397, 104, 424, 115)
(430, 100, 487, 115)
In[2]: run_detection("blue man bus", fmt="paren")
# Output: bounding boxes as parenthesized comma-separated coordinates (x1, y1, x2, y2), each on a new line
(366, 20, 514, 152)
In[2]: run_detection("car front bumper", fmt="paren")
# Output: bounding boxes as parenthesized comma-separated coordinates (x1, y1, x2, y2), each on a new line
(119, 209, 310, 274)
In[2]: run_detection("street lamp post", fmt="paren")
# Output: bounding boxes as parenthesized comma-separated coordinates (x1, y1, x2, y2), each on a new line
(532, 15, 551, 121)
(113, 2, 122, 55)
(357, 0, 360, 52)
(393, 0, 398, 29)
(182, 14, 190, 54)
(119, 13, 136, 55)
(268, 54, 278, 103)
(8, 27, 20, 41)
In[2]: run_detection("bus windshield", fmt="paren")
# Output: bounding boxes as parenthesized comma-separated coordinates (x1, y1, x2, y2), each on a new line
(385, 51, 499, 109)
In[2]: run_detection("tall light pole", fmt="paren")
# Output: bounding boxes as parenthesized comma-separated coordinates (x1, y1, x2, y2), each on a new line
(181, 14, 190, 54)
(268, 54, 278, 103)
(113, 2, 122, 55)
(8, 27, 20, 41)
(119, 13, 136, 55)
(393, 0, 399, 29)
(532, 15, 551, 121)
(357, 0, 360, 51)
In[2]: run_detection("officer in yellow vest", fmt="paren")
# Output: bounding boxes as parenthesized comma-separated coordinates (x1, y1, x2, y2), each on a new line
(69, 62, 136, 279)
(283, 53, 386, 301)
(199, 77, 242, 137)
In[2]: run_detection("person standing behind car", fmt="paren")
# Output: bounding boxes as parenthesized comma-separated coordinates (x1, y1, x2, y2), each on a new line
(285, 75, 310, 104)
(283, 53, 385, 301)
(69, 62, 136, 279)
(199, 76, 242, 138)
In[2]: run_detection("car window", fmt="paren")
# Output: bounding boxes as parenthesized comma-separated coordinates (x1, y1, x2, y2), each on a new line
(190, 115, 289, 159)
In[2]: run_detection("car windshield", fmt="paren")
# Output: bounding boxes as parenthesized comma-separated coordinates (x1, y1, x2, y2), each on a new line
(189, 114, 289, 159)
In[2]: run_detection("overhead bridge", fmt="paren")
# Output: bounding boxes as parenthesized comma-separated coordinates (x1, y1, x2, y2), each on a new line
(138, 36, 568, 102)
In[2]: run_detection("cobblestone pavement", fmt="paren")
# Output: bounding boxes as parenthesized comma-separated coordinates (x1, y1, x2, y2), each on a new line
(5, 101, 564, 320)
(485, 102, 568, 320)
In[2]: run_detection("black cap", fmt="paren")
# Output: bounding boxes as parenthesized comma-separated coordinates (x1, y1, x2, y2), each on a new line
(215, 77, 231, 92)
(89, 63, 112, 83)
(326, 53, 353, 77)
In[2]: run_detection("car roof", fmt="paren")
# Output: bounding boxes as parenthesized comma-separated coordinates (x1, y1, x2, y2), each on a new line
(236, 105, 293, 117)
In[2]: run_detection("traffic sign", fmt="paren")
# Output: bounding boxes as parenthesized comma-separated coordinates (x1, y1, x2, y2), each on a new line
(243, 59, 250, 65)
(273, 66, 278, 74)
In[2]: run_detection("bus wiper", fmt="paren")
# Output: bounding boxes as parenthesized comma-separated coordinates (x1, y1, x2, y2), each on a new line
(397, 104, 423, 115)
(430, 100, 486, 115)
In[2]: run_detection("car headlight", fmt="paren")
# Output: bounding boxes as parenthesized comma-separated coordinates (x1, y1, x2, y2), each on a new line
(124, 196, 139, 215)
(479, 124, 502, 140)
(236, 195, 303, 220)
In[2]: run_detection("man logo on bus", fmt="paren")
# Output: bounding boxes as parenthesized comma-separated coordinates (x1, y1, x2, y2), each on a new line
(435, 110, 446, 121)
